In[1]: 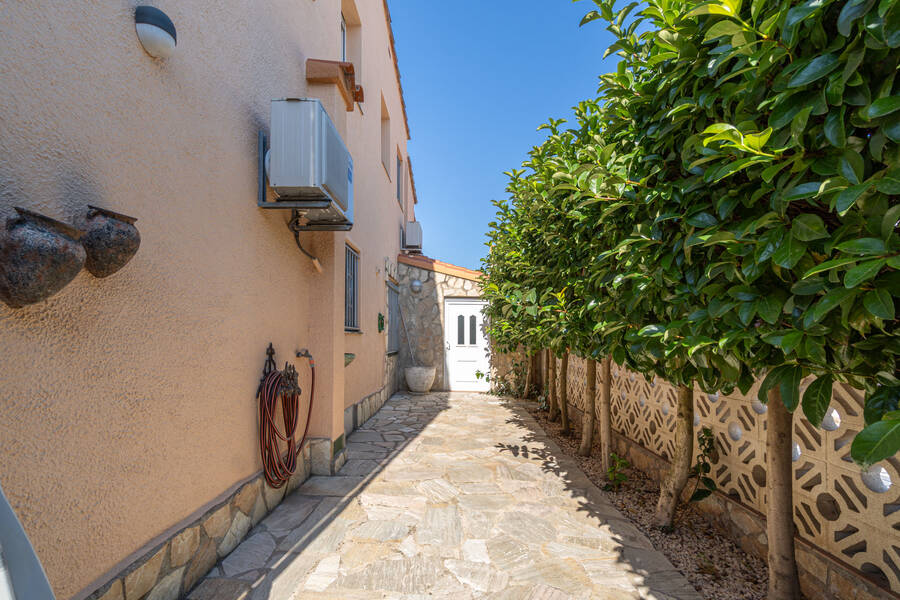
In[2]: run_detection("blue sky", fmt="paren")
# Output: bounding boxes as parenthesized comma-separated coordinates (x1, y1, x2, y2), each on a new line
(388, 1, 617, 270)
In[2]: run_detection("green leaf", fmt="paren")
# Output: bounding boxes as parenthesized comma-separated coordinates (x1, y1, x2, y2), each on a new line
(836, 238, 887, 255)
(704, 20, 744, 41)
(864, 97, 900, 119)
(690, 488, 714, 502)
(824, 108, 847, 148)
(780, 366, 803, 412)
(883, 205, 900, 242)
(851, 419, 900, 466)
(773, 237, 807, 268)
(792, 214, 828, 241)
(787, 54, 840, 88)
(864, 386, 900, 426)
(782, 330, 804, 355)
(811, 287, 856, 323)
(686, 212, 719, 228)
(877, 174, 900, 195)
(687, 2, 736, 17)
(579, 10, 602, 26)
(784, 182, 821, 201)
(802, 375, 834, 427)
(844, 259, 885, 288)
(839, 150, 865, 185)
(838, 0, 875, 36)
(802, 257, 859, 278)
(758, 364, 793, 403)
(792, 277, 826, 295)
(757, 296, 783, 324)
(835, 183, 871, 214)
(864, 288, 896, 319)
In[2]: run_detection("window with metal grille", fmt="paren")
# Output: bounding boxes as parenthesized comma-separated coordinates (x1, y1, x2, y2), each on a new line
(387, 282, 400, 354)
(345, 245, 359, 331)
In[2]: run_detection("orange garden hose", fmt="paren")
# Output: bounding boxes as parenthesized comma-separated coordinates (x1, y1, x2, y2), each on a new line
(258, 356, 315, 488)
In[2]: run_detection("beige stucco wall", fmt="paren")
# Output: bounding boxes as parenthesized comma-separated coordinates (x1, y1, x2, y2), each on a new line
(0, 1, 414, 598)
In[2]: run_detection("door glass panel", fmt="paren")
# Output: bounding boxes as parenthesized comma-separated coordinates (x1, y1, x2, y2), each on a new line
(469, 315, 476, 345)
(457, 315, 464, 345)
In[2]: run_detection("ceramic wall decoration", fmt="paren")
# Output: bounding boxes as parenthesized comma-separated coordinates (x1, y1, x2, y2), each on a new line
(79, 205, 140, 278)
(0, 207, 86, 308)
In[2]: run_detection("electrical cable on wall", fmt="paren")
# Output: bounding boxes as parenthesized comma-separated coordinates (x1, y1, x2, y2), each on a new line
(257, 347, 315, 488)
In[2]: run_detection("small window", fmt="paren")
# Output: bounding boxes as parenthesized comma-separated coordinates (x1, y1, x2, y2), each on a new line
(381, 97, 391, 175)
(457, 315, 465, 345)
(469, 315, 477, 345)
(387, 283, 400, 354)
(396, 153, 403, 205)
(340, 15, 347, 61)
(345, 245, 359, 331)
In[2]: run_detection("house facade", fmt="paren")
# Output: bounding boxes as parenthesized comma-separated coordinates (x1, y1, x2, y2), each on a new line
(0, 1, 420, 598)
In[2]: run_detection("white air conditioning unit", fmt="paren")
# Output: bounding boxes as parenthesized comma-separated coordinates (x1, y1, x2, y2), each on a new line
(263, 98, 353, 230)
(403, 221, 423, 250)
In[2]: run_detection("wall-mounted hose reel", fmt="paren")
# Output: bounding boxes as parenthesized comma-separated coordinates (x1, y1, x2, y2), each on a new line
(257, 343, 315, 488)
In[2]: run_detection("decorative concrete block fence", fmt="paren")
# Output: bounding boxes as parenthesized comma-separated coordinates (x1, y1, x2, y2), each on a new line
(514, 353, 898, 600)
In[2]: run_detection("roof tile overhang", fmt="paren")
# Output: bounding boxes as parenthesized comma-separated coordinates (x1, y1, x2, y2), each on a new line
(398, 254, 482, 283)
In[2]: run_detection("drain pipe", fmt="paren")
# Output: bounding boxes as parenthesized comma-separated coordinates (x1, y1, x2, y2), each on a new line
(397, 303, 417, 366)
(0, 482, 55, 599)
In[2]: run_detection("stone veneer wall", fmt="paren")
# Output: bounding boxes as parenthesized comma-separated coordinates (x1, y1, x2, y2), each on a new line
(396, 262, 481, 391)
(87, 449, 311, 600)
(343, 353, 400, 438)
(519, 352, 898, 600)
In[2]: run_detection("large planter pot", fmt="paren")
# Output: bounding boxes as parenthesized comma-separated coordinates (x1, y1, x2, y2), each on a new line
(79, 205, 140, 278)
(404, 366, 436, 394)
(0, 207, 86, 308)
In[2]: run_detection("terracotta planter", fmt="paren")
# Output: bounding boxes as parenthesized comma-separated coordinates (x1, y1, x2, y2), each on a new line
(79, 205, 140, 278)
(0, 207, 86, 308)
(404, 366, 436, 394)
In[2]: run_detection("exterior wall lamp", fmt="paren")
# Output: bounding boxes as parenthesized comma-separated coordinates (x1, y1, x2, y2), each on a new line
(410, 279, 423, 294)
(135, 6, 176, 59)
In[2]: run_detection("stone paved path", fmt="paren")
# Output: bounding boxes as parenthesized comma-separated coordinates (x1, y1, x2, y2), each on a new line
(188, 392, 701, 599)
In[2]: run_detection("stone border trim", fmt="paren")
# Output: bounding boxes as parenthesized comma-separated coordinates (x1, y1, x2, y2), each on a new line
(84, 449, 311, 600)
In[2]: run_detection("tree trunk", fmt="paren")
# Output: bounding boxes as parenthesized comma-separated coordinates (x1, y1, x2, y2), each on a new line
(599, 356, 612, 475)
(559, 353, 570, 433)
(652, 384, 694, 528)
(579, 359, 597, 456)
(523, 351, 533, 399)
(766, 388, 801, 600)
(540, 349, 547, 397)
(548, 351, 559, 421)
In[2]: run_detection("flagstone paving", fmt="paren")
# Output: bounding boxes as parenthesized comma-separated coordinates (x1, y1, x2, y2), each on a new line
(188, 392, 701, 599)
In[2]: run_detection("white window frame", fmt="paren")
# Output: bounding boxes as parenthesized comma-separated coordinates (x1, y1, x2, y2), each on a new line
(340, 15, 347, 62)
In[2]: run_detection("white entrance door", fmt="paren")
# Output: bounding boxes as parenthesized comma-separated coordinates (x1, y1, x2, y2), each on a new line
(444, 298, 490, 392)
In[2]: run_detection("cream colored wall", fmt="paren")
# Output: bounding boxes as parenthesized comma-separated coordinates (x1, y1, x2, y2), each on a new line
(341, 0, 414, 410)
(0, 1, 411, 598)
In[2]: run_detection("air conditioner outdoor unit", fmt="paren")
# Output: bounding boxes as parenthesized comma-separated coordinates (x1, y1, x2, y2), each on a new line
(260, 98, 353, 231)
(403, 221, 423, 250)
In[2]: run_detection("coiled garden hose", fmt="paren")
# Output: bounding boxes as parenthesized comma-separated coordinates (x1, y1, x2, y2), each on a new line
(258, 354, 315, 488)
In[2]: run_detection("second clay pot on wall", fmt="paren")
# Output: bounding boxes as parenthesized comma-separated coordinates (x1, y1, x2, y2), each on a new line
(0, 207, 86, 308)
(79, 205, 140, 278)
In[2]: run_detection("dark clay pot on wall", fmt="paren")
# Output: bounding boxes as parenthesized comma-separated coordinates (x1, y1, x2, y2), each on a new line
(0, 207, 86, 308)
(79, 205, 140, 278)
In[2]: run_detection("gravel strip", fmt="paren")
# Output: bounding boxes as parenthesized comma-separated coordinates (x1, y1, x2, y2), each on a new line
(522, 402, 768, 600)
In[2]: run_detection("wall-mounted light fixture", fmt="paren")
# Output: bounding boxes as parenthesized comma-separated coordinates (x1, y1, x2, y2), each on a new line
(410, 279, 423, 294)
(135, 6, 176, 59)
